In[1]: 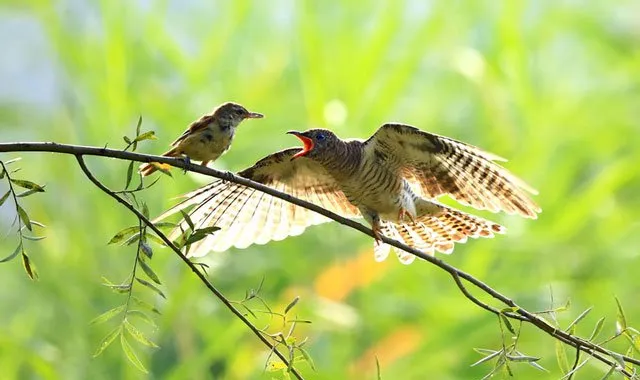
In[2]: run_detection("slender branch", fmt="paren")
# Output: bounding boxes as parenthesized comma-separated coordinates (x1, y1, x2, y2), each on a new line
(74, 155, 304, 380)
(1, 142, 638, 376)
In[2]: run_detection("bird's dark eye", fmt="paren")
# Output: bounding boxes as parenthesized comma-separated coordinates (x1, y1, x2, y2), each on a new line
(316, 133, 326, 141)
(235, 109, 245, 115)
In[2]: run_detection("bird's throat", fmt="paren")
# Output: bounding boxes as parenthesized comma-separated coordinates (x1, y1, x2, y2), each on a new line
(292, 135, 314, 159)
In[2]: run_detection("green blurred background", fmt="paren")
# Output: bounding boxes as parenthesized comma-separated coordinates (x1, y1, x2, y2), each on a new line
(1, 0, 640, 379)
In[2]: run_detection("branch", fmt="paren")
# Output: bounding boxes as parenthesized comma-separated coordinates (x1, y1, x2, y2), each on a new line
(1, 141, 638, 376)
(74, 154, 304, 380)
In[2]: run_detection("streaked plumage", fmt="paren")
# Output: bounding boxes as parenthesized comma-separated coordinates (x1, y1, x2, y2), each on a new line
(139, 102, 263, 176)
(155, 123, 540, 264)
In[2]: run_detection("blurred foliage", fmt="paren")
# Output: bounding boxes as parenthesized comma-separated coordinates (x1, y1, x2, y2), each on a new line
(1, 0, 640, 378)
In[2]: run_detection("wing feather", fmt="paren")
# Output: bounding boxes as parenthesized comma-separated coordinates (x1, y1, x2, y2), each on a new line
(154, 148, 361, 257)
(365, 123, 541, 218)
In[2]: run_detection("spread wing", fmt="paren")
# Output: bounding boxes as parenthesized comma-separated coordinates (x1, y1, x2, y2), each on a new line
(170, 114, 215, 147)
(154, 148, 361, 257)
(364, 123, 541, 218)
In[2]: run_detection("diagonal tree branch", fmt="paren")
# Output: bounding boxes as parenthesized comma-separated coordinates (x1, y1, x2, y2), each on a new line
(74, 154, 304, 380)
(1, 141, 637, 377)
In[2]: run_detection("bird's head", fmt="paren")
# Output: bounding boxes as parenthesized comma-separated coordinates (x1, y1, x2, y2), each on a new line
(213, 102, 263, 129)
(287, 129, 339, 160)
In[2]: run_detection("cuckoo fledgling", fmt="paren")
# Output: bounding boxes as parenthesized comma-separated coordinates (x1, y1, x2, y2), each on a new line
(139, 102, 263, 176)
(155, 124, 540, 264)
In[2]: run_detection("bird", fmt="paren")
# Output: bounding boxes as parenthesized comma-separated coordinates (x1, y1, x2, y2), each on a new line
(154, 123, 540, 264)
(139, 102, 263, 176)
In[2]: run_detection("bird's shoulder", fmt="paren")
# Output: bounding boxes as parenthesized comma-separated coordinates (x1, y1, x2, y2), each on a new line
(170, 114, 217, 147)
(238, 148, 336, 188)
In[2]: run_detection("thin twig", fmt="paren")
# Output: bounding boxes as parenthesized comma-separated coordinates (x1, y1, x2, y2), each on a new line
(0, 142, 637, 376)
(74, 154, 304, 380)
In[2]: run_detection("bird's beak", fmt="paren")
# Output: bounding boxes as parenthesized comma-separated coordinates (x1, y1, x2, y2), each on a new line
(246, 112, 264, 119)
(287, 131, 314, 159)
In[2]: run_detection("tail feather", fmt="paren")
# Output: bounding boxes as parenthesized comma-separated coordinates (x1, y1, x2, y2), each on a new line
(376, 204, 505, 264)
(139, 148, 180, 176)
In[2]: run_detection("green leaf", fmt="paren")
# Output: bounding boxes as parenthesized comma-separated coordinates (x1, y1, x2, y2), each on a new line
(16, 187, 46, 198)
(142, 202, 149, 219)
(298, 347, 316, 371)
(22, 234, 46, 241)
(17, 204, 32, 231)
(134, 131, 157, 142)
(555, 339, 570, 375)
(615, 296, 627, 335)
(125, 161, 134, 189)
(180, 211, 195, 232)
(145, 233, 167, 247)
(140, 241, 153, 258)
(471, 349, 502, 367)
(0, 242, 22, 263)
(10, 178, 45, 192)
(136, 115, 142, 137)
(153, 222, 176, 229)
(565, 306, 593, 333)
(195, 226, 221, 235)
(21, 252, 38, 280)
(375, 356, 382, 380)
(120, 334, 148, 373)
(506, 354, 541, 362)
(588, 317, 606, 341)
(284, 296, 300, 315)
(123, 136, 132, 144)
(90, 305, 127, 325)
(124, 233, 141, 246)
(500, 314, 516, 335)
(0, 190, 11, 206)
(0, 167, 4, 179)
(127, 310, 157, 329)
(108, 226, 139, 244)
(137, 258, 161, 284)
(124, 320, 158, 348)
(93, 326, 122, 357)
(131, 296, 161, 315)
(135, 278, 166, 299)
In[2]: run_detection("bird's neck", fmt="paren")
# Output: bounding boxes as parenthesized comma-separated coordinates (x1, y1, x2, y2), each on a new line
(317, 140, 362, 180)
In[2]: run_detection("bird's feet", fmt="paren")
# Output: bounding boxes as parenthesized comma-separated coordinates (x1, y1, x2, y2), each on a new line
(372, 220, 384, 244)
(180, 155, 192, 174)
(398, 208, 416, 224)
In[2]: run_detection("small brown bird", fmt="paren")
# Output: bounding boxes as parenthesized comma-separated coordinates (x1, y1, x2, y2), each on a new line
(155, 124, 540, 264)
(139, 102, 263, 176)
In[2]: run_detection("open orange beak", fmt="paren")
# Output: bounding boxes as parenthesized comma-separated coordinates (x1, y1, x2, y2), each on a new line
(246, 112, 264, 119)
(287, 131, 314, 159)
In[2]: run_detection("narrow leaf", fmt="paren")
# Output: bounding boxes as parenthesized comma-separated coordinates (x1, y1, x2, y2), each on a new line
(16, 187, 46, 198)
(137, 258, 161, 284)
(135, 278, 166, 299)
(108, 226, 139, 244)
(17, 204, 32, 231)
(134, 131, 156, 142)
(124, 233, 141, 246)
(136, 115, 142, 136)
(556, 339, 570, 374)
(93, 326, 121, 357)
(127, 310, 157, 329)
(0, 190, 11, 206)
(120, 335, 148, 373)
(180, 210, 194, 231)
(145, 233, 166, 247)
(123, 136, 132, 144)
(10, 179, 45, 192)
(194, 226, 221, 235)
(90, 305, 127, 325)
(125, 161, 134, 189)
(375, 356, 382, 380)
(142, 202, 149, 219)
(153, 222, 176, 229)
(500, 314, 516, 335)
(21, 252, 38, 280)
(0, 242, 22, 263)
(614, 296, 627, 335)
(298, 347, 316, 371)
(506, 354, 541, 362)
(565, 306, 593, 333)
(471, 349, 502, 367)
(22, 234, 46, 241)
(124, 320, 158, 348)
(284, 296, 300, 315)
(131, 297, 161, 315)
(588, 317, 606, 341)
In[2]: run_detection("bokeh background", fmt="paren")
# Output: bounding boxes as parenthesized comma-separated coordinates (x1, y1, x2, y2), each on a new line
(1, 1, 640, 379)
